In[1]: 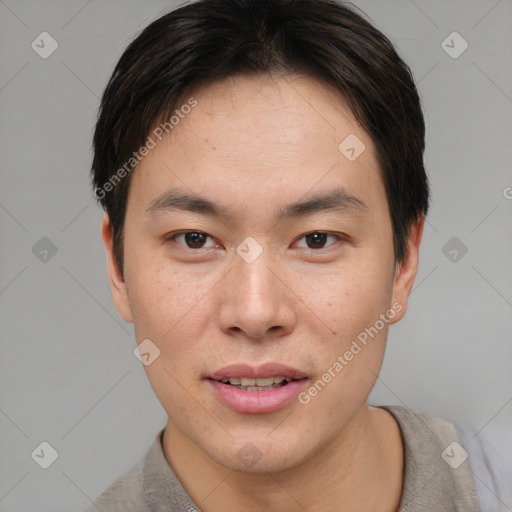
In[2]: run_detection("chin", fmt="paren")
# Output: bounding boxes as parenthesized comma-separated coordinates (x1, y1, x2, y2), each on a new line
(202, 433, 315, 475)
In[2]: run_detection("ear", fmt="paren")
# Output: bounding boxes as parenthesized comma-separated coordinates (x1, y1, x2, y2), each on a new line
(100, 213, 133, 323)
(389, 216, 425, 325)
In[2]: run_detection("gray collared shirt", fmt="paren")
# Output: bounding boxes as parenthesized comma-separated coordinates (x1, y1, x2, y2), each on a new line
(85, 405, 481, 511)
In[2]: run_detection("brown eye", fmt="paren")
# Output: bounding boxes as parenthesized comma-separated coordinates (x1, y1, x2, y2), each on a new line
(305, 232, 328, 249)
(171, 231, 217, 249)
(295, 232, 340, 250)
(184, 232, 207, 248)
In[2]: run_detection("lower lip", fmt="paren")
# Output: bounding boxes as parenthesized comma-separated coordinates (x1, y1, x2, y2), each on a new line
(206, 379, 309, 414)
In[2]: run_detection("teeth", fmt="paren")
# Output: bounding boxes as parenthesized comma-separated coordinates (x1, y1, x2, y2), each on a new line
(254, 377, 273, 386)
(220, 376, 290, 386)
(244, 384, 282, 391)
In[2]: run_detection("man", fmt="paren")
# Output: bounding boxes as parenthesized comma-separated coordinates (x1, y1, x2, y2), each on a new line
(87, 0, 482, 510)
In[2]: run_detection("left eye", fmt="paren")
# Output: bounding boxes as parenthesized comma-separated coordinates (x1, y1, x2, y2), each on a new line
(170, 231, 218, 249)
(294, 232, 340, 250)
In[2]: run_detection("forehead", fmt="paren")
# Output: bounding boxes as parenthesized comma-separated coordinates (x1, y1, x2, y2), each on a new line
(128, 73, 385, 217)
(180, 73, 369, 156)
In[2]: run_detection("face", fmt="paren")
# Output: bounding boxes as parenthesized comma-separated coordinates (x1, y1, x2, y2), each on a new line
(102, 74, 422, 473)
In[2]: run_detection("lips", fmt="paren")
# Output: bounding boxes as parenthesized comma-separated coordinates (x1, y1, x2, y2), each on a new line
(205, 363, 309, 413)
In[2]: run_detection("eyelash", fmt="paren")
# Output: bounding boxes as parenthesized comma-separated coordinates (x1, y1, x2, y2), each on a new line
(165, 231, 345, 252)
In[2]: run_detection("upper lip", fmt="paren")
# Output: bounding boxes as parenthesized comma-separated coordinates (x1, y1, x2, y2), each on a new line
(207, 363, 308, 381)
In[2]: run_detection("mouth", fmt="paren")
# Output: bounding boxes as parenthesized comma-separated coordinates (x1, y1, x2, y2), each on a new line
(205, 363, 310, 413)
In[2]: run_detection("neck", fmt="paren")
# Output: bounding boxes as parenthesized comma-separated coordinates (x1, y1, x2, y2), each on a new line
(162, 405, 404, 512)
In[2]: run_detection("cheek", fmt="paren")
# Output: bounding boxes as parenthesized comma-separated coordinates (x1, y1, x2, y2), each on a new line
(297, 274, 392, 419)
(125, 254, 214, 350)
(294, 261, 393, 401)
(125, 259, 217, 409)
(296, 260, 394, 339)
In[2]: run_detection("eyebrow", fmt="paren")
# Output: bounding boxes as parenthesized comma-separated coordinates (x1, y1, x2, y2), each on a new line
(277, 187, 367, 220)
(146, 187, 367, 220)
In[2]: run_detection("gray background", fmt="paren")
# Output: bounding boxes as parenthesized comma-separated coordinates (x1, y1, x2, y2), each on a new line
(1, 0, 511, 510)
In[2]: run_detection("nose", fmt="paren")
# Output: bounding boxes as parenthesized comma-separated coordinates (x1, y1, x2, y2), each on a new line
(217, 248, 297, 340)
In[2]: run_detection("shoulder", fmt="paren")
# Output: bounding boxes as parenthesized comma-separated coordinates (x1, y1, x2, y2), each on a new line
(381, 404, 471, 461)
(84, 461, 149, 512)
(381, 405, 458, 442)
(379, 405, 480, 512)
(84, 428, 198, 512)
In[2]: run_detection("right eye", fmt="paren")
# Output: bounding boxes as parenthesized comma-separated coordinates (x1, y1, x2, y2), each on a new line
(166, 231, 220, 250)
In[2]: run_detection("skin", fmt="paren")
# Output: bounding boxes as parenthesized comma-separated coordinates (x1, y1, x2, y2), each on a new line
(101, 73, 424, 512)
